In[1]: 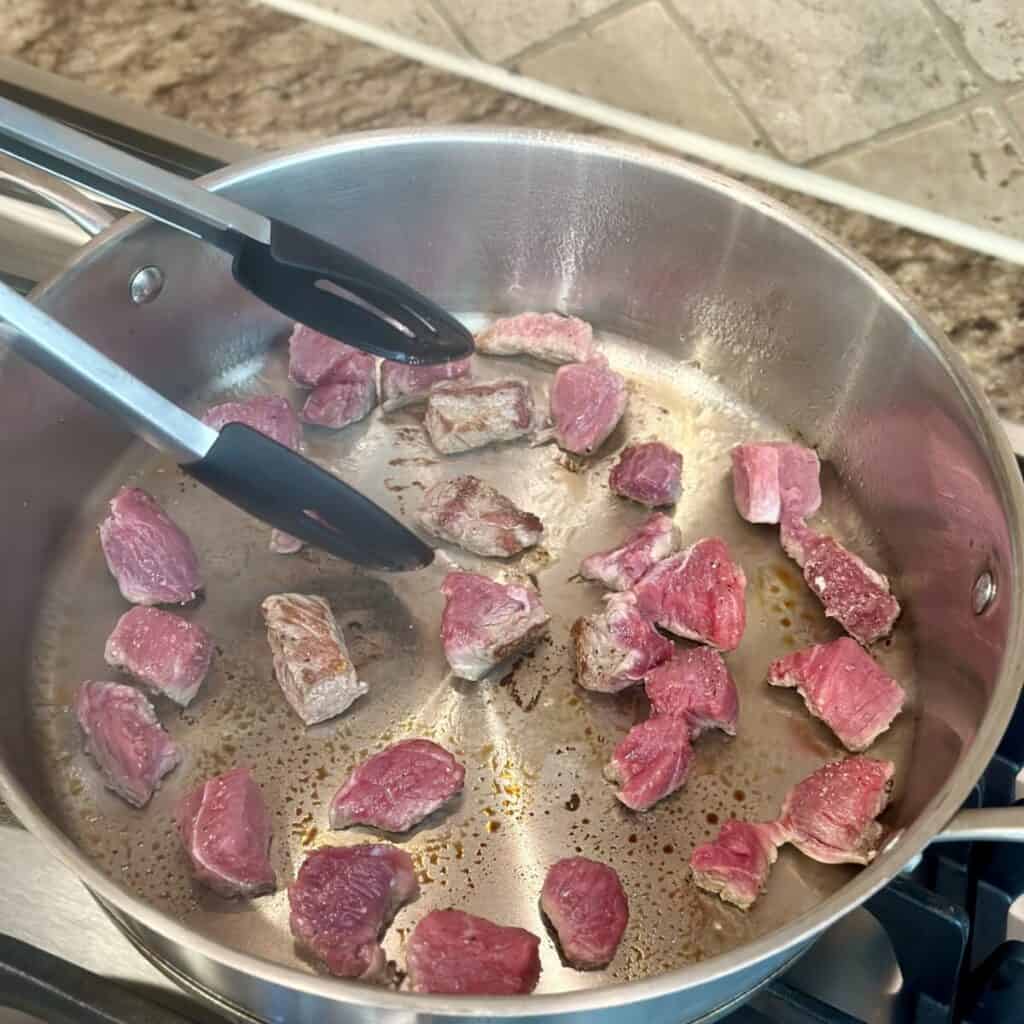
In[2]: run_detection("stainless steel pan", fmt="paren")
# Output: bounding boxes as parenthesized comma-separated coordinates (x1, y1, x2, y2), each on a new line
(2, 129, 1024, 1024)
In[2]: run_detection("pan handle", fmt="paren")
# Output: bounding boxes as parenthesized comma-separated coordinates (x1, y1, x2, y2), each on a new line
(930, 805, 1024, 843)
(0, 152, 114, 238)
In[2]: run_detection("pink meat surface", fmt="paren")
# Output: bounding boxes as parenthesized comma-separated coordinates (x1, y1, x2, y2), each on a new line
(731, 442, 821, 524)
(440, 571, 549, 681)
(690, 820, 786, 910)
(580, 512, 681, 591)
(177, 767, 276, 898)
(407, 909, 542, 994)
(778, 756, 894, 865)
(288, 323, 376, 388)
(99, 488, 202, 606)
(644, 646, 739, 737)
(104, 606, 212, 707)
(288, 844, 418, 980)
(418, 476, 542, 557)
(549, 357, 627, 455)
(202, 395, 302, 452)
(572, 592, 673, 693)
(768, 638, 904, 751)
(300, 377, 377, 429)
(632, 537, 747, 651)
(540, 857, 629, 969)
(424, 378, 535, 455)
(380, 356, 472, 411)
(609, 442, 683, 507)
(781, 519, 900, 645)
(269, 529, 303, 555)
(475, 312, 594, 365)
(329, 739, 465, 833)
(76, 681, 181, 807)
(604, 716, 694, 811)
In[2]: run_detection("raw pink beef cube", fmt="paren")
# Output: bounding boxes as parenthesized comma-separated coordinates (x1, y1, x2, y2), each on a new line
(609, 442, 683, 507)
(644, 646, 739, 737)
(580, 512, 681, 592)
(475, 312, 594, 365)
(690, 820, 786, 909)
(604, 716, 694, 811)
(731, 442, 821, 524)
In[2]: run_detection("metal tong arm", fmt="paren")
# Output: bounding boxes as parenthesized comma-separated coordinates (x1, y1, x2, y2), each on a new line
(0, 279, 214, 462)
(0, 96, 268, 251)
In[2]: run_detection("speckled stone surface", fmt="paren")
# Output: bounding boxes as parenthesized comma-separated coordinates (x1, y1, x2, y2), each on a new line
(1, 0, 1022, 418)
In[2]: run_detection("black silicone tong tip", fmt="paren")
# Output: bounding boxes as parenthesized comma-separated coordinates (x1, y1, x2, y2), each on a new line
(186, 424, 434, 571)
(232, 220, 475, 366)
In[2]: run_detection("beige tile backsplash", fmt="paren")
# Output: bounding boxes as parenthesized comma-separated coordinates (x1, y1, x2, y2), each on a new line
(318, 0, 1024, 238)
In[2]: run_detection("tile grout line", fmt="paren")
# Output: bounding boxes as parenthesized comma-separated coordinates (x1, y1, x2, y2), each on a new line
(918, 0, 1024, 154)
(498, 0, 648, 69)
(426, 0, 483, 61)
(254, 0, 1024, 264)
(803, 84, 1013, 169)
(657, 1, 779, 158)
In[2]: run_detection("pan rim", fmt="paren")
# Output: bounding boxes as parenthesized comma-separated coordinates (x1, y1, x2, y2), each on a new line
(6, 125, 1024, 1017)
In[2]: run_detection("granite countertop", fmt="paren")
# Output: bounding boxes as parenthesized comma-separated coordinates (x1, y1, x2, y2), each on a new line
(3, 0, 1023, 418)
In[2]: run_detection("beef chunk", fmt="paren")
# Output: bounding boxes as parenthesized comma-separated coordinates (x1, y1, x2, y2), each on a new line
(380, 356, 472, 411)
(781, 518, 900, 645)
(604, 716, 694, 811)
(329, 739, 465, 833)
(644, 646, 739, 737)
(424, 378, 535, 455)
(475, 312, 594, 364)
(407, 909, 542, 994)
(287, 322, 376, 389)
(288, 844, 418, 979)
(540, 856, 629, 969)
(580, 512, 681, 591)
(549, 357, 627, 455)
(632, 537, 747, 651)
(778, 756, 894, 865)
(261, 593, 367, 725)
(300, 377, 377, 429)
(76, 681, 181, 807)
(440, 571, 549, 681)
(768, 638, 905, 751)
(99, 488, 202, 606)
(418, 476, 542, 557)
(104, 606, 212, 707)
(609, 442, 683, 507)
(731, 442, 821, 524)
(202, 395, 302, 452)
(690, 820, 786, 910)
(177, 767, 276, 898)
(572, 592, 673, 693)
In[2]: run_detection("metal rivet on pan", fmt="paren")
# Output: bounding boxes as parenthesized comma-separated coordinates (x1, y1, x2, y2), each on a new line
(129, 266, 164, 304)
(973, 571, 997, 615)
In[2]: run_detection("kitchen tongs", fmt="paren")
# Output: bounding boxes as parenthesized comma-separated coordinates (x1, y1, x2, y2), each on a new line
(0, 98, 474, 365)
(0, 282, 433, 570)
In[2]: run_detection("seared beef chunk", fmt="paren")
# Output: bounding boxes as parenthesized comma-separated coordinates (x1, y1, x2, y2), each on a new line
(177, 767, 276, 898)
(407, 909, 541, 994)
(690, 820, 786, 910)
(99, 488, 202, 605)
(475, 312, 594, 365)
(541, 856, 629, 969)
(768, 637, 904, 751)
(424, 378, 535, 455)
(104, 606, 212, 707)
(632, 537, 747, 651)
(380, 356, 472, 411)
(440, 571, 549, 681)
(329, 739, 465, 833)
(288, 843, 417, 979)
(579, 512, 681, 591)
(418, 475, 542, 557)
(76, 681, 180, 807)
(609, 442, 683, 507)
(261, 593, 367, 725)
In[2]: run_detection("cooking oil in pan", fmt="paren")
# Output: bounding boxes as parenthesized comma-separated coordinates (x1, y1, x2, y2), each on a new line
(27, 320, 917, 992)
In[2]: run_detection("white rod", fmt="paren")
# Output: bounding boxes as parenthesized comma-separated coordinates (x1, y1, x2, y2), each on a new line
(260, 0, 1024, 266)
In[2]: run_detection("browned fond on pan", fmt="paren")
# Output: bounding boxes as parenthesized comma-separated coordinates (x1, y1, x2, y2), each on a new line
(27, 325, 916, 993)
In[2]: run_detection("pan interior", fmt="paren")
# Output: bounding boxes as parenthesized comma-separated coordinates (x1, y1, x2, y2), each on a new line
(27, 316, 917, 993)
